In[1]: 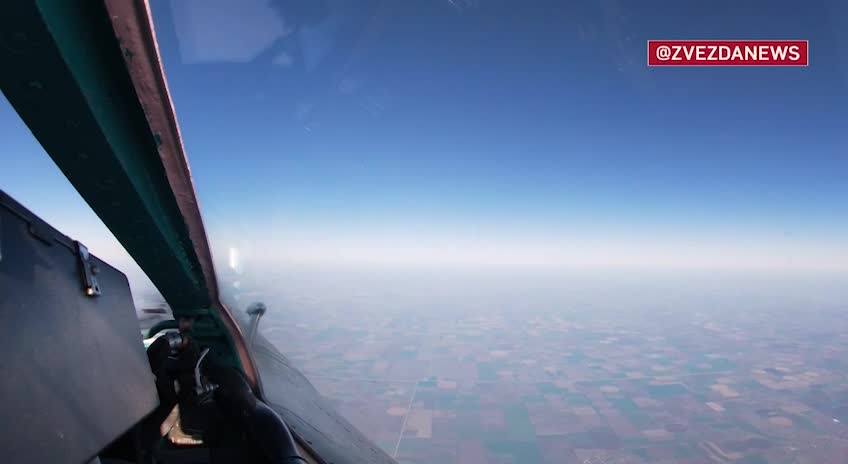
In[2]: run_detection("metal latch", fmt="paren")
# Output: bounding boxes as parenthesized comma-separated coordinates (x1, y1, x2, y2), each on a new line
(74, 241, 101, 296)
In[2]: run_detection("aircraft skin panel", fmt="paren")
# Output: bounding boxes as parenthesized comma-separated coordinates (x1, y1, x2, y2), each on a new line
(249, 330, 399, 464)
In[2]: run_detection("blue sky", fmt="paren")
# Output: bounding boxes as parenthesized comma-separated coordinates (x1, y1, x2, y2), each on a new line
(3, 0, 848, 276)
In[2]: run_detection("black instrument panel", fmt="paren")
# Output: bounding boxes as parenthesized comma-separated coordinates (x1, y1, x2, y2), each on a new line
(0, 190, 159, 464)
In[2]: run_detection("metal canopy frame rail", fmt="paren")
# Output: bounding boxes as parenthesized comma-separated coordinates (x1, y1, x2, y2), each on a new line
(0, 1, 406, 462)
(0, 0, 258, 389)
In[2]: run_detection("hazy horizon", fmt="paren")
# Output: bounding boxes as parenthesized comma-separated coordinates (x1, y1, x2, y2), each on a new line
(4, 0, 848, 295)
